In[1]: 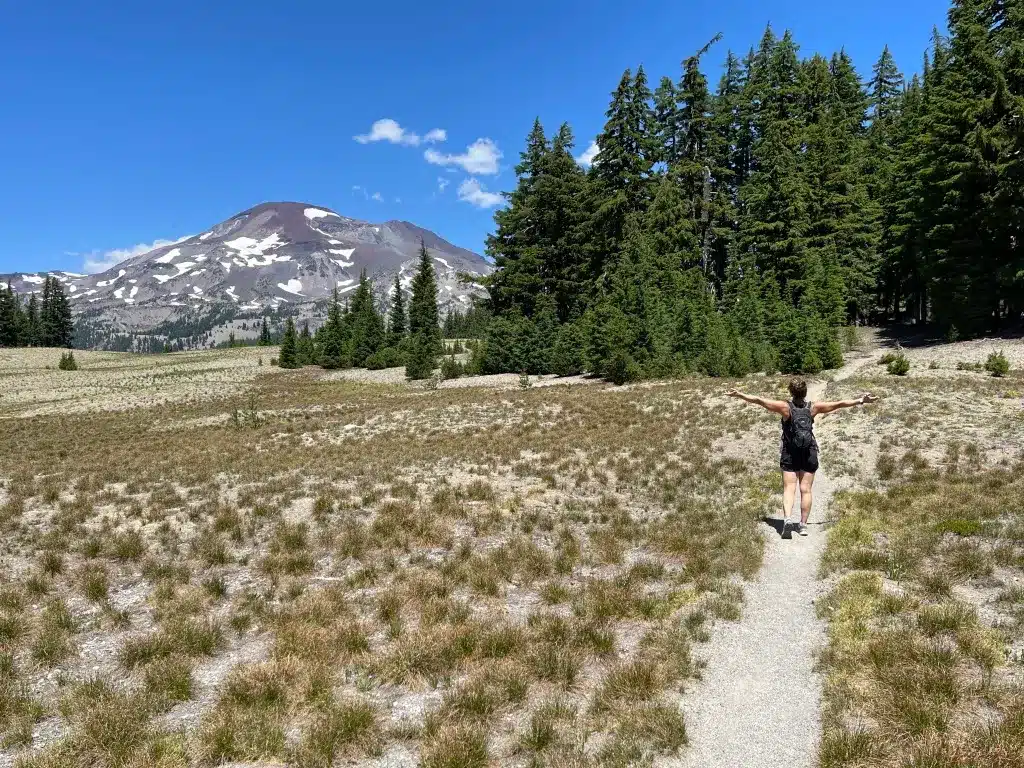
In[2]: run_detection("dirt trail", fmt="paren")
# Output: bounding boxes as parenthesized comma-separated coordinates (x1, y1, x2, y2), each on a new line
(676, 357, 870, 768)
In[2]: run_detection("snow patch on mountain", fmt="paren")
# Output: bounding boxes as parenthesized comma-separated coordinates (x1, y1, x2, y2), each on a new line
(304, 208, 339, 221)
(278, 279, 304, 295)
(156, 248, 181, 264)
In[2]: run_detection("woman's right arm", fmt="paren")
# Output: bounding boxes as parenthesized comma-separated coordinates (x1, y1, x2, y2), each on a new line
(727, 389, 790, 416)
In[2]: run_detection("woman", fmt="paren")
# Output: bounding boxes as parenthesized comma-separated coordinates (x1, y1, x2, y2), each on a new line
(726, 379, 877, 536)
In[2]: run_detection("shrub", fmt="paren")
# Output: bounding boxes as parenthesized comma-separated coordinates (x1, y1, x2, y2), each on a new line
(886, 352, 910, 376)
(956, 361, 984, 372)
(440, 355, 464, 381)
(366, 346, 404, 370)
(841, 326, 859, 351)
(270, 357, 279, 367)
(984, 351, 1009, 378)
(58, 351, 78, 371)
(605, 350, 640, 385)
(550, 322, 586, 377)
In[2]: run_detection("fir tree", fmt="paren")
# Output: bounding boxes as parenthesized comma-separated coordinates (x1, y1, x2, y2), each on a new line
(740, 31, 809, 294)
(550, 321, 587, 376)
(24, 294, 39, 347)
(279, 317, 299, 369)
(319, 289, 346, 369)
(590, 67, 657, 262)
(259, 318, 272, 346)
(298, 321, 314, 365)
(0, 282, 20, 347)
(41, 277, 73, 348)
(349, 270, 386, 367)
(387, 273, 407, 345)
(406, 242, 442, 379)
(485, 119, 550, 317)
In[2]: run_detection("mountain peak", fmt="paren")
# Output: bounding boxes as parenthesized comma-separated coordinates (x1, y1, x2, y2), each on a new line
(3, 202, 490, 347)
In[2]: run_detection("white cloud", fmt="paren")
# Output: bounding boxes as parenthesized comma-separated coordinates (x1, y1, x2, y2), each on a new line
(394, 197, 402, 203)
(354, 118, 447, 146)
(425, 138, 502, 175)
(371, 192, 384, 202)
(577, 140, 600, 168)
(457, 178, 504, 209)
(82, 235, 190, 274)
(438, 177, 450, 193)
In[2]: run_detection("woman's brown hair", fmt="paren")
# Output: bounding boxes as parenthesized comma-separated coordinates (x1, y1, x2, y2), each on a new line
(788, 378, 807, 401)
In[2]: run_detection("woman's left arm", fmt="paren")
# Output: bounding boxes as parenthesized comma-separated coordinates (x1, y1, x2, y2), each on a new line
(812, 393, 878, 416)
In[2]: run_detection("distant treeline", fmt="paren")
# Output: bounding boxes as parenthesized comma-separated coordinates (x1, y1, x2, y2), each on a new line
(461, 0, 1024, 382)
(0, 277, 74, 348)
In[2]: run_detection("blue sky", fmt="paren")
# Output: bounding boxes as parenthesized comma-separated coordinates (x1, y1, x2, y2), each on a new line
(1, 0, 950, 274)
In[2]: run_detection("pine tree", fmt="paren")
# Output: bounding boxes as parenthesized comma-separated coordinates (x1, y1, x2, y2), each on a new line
(740, 31, 809, 295)
(550, 321, 587, 376)
(485, 119, 549, 317)
(0, 282, 20, 347)
(590, 67, 657, 262)
(349, 270, 386, 366)
(535, 123, 590, 321)
(41, 277, 73, 348)
(319, 289, 346, 369)
(39, 277, 52, 346)
(387, 273, 407, 346)
(869, 45, 905, 125)
(298, 321, 314, 365)
(24, 294, 39, 347)
(279, 317, 299, 369)
(259, 317, 272, 346)
(406, 242, 442, 379)
(921, 1, 1002, 332)
(531, 293, 559, 373)
(800, 53, 878, 320)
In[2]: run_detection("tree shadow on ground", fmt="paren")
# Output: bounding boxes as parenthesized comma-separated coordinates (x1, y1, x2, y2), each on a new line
(874, 323, 1024, 350)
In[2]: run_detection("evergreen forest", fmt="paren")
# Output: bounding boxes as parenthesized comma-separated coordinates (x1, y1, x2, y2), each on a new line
(475, 0, 1024, 381)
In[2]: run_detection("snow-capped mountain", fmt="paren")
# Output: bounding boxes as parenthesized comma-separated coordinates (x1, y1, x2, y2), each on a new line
(3, 202, 491, 345)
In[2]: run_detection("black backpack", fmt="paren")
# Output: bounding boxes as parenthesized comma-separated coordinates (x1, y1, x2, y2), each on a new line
(788, 401, 814, 450)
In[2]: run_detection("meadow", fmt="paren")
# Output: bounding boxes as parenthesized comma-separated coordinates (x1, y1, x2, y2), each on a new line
(0, 335, 1021, 768)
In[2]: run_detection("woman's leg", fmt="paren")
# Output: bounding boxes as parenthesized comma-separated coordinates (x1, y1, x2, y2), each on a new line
(797, 471, 815, 524)
(782, 471, 798, 520)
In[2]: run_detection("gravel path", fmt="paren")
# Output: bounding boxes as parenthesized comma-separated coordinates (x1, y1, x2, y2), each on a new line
(676, 359, 870, 768)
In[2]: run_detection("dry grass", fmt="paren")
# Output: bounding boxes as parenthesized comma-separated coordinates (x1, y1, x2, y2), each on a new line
(818, 463, 1024, 767)
(0, 346, 779, 766)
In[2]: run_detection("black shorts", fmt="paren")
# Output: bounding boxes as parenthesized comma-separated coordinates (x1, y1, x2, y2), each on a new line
(781, 445, 818, 473)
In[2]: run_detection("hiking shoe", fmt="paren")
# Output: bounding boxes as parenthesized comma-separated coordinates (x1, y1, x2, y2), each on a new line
(781, 517, 790, 536)
(795, 522, 808, 537)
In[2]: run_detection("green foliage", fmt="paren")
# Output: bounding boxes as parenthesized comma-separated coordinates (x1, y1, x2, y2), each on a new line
(258, 318, 272, 346)
(297, 322, 314, 366)
(365, 346, 405, 370)
(405, 333, 437, 380)
(58, 351, 78, 371)
(550, 322, 587, 377)
(984, 351, 1010, 378)
(886, 351, 910, 376)
(387, 274, 407, 347)
(440, 355, 464, 380)
(349, 271, 386, 367)
(278, 318, 300, 369)
(405, 243, 442, 380)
